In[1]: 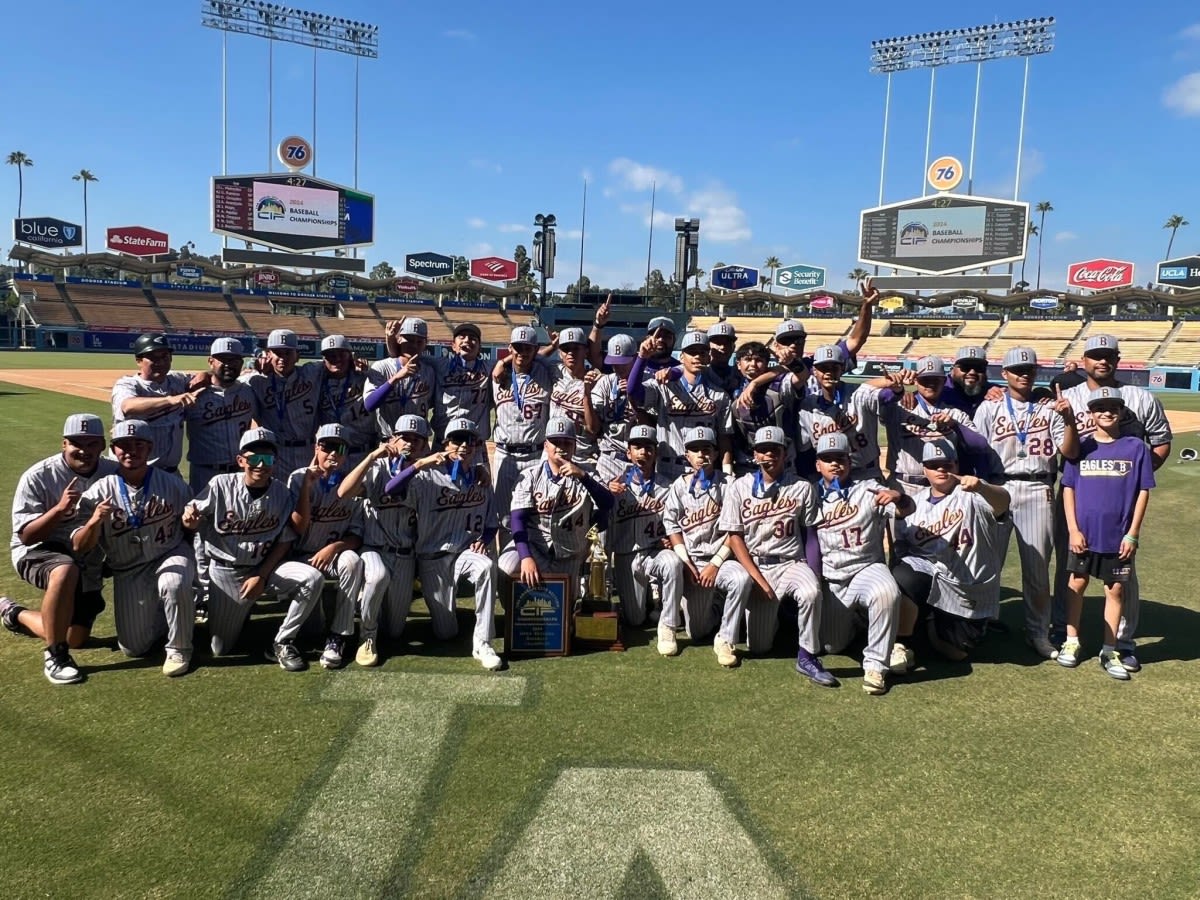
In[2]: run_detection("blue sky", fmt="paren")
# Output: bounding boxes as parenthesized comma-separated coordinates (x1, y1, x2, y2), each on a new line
(4, 1, 1199, 292)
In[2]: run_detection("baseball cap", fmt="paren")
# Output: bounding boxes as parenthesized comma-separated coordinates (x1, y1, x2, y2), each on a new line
(267, 329, 298, 351)
(815, 433, 851, 457)
(445, 417, 479, 438)
(679, 331, 709, 353)
(955, 346, 987, 365)
(111, 419, 153, 444)
(558, 327, 588, 347)
(1002, 347, 1038, 370)
(63, 413, 104, 440)
(1084, 334, 1120, 355)
(210, 337, 245, 358)
(132, 333, 170, 357)
(922, 439, 957, 466)
(394, 414, 430, 438)
(647, 316, 676, 334)
(684, 425, 717, 448)
(774, 320, 806, 342)
(1087, 386, 1125, 408)
(453, 322, 482, 341)
(510, 325, 539, 346)
(605, 333, 637, 366)
(315, 423, 347, 443)
(753, 426, 787, 448)
(239, 427, 278, 453)
(627, 424, 657, 445)
(812, 345, 843, 367)
(915, 355, 946, 378)
(707, 321, 737, 341)
(321, 335, 349, 354)
(546, 417, 577, 441)
(400, 318, 428, 338)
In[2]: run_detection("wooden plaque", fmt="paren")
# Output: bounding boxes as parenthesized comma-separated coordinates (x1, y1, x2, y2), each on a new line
(505, 574, 572, 658)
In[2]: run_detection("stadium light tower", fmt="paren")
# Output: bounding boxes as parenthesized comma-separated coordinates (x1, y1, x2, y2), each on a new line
(200, 1, 379, 185)
(533, 213, 557, 305)
(869, 17, 1056, 202)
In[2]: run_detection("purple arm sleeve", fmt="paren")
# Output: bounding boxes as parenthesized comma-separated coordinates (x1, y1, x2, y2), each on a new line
(879, 388, 899, 404)
(804, 526, 822, 575)
(580, 475, 614, 530)
(627, 356, 648, 404)
(364, 379, 392, 413)
(383, 462, 419, 496)
(480, 526, 498, 545)
(511, 508, 533, 560)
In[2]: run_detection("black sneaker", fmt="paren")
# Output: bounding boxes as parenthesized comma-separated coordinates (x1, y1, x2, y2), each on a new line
(320, 635, 346, 669)
(1, 596, 27, 635)
(43, 642, 83, 685)
(267, 640, 307, 672)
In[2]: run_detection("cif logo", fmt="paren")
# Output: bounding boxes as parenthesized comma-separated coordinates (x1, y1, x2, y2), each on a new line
(1159, 266, 1187, 279)
(899, 222, 928, 246)
(256, 196, 285, 221)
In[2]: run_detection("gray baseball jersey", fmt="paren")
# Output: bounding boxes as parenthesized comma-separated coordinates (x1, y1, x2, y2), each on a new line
(316, 370, 376, 451)
(815, 480, 891, 582)
(973, 396, 1068, 475)
(359, 458, 417, 550)
(367, 355, 440, 437)
(590, 372, 638, 463)
(111, 372, 193, 469)
(733, 375, 795, 473)
(285, 468, 365, 556)
(493, 359, 556, 446)
(431, 354, 493, 441)
(511, 460, 597, 560)
(397, 463, 496, 556)
(883, 400, 976, 481)
(1062, 382, 1172, 448)
(641, 374, 733, 473)
(607, 469, 673, 555)
(793, 385, 883, 476)
(550, 364, 599, 462)
(184, 382, 260, 466)
(662, 470, 731, 558)
(718, 470, 819, 559)
(241, 363, 324, 470)
(190, 474, 297, 566)
(75, 469, 194, 572)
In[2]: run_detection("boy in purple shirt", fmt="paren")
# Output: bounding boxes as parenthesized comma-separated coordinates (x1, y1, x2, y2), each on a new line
(1060, 387, 1154, 680)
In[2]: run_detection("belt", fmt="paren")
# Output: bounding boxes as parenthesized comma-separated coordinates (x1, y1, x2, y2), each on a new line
(753, 554, 792, 566)
(379, 545, 413, 556)
(283, 440, 309, 448)
(419, 550, 453, 560)
(897, 474, 929, 486)
(1003, 472, 1055, 484)
(497, 442, 536, 455)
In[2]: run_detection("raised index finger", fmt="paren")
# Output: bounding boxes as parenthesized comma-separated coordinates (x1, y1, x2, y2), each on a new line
(1055, 383, 1063, 400)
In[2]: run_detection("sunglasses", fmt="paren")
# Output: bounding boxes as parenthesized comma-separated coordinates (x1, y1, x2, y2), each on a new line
(1085, 352, 1118, 363)
(317, 441, 348, 454)
(775, 337, 804, 347)
(1006, 366, 1037, 377)
(817, 454, 849, 463)
(1090, 404, 1123, 415)
(956, 362, 986, 372)
(244, 453, 275, 467)
(447, 435, 480, 446)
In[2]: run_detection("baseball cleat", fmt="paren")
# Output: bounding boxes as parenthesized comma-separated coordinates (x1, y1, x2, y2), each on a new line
(656, 624, 679, 657)
(268, 641, 307, 672)
(1118, 651, 1141, 673)
(162, 649, 191, 677)
(795, 651, 838, 687)
(473, 643, 502, 671)
(713, 638, 738, 668)
(1026, 634, 1059, 661)
(43, 642, 83, 685)
(1099, 650, 1131, 681)
(862, 670, 888, 695)
(888, 642, 914, 674)
(355, 638, 379, 668)
(926, 620, 968, 662)
(1, 596, 28, 635)
(320, 635, 347, 670)
(1057, 637, 1082, 668)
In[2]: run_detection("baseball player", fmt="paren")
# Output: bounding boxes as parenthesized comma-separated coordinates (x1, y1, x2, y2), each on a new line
(498, 418, 614, 590)
(183, 427, 324, 671)
(728, 338, 794, 476)
(809, 432, 914, 695)
(383, 417, 502, 671)
(891, 441, 1011, 662)
(337, 414, 430, 666)
(431, 322, 493, 445)
(314, 334, 376, 467)
(973, 346, 1078, 659)
(184, 338, 260, 492)
(590, 333, 641, 484)
(637, 315, 679, 375)
(718, 426, 831, 686)
(549, 326, 602, 471)
(240, 329, 324, 475)
(630, 330, 734, 481)
(706, 321, 741, 393)
(365, 317, 439, 441)
(604, 424, 682, 653)
(112, 332, 210, 473)
(3, 414, 118, 684)
(662, 426, 752, 668)
(793, 345, 885, 481)
(72, 420, 196, 677)
(491, 325, 556, 531)
(286, 423, 365, 670)
(1052, 334, 1172, 669)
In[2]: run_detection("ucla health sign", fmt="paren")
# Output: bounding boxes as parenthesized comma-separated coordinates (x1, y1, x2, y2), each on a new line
(13, 216, 83, 249)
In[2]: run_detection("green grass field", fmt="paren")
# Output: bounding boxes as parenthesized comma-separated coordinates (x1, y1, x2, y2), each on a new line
(2, 365, 1199, 899)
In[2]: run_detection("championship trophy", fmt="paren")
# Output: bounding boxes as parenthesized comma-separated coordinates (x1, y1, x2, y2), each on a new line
(572, 526, 625, 651)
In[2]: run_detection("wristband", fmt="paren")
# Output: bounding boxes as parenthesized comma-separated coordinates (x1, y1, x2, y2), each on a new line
(672, 544, 692, 564)
(1122, 534, 1139, 546)
(711, 544, 731, 565)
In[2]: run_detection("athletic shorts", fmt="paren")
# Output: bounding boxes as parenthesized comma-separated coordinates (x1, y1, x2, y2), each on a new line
(15, 545, 107, 628)
(1066, 551, 1131, 585)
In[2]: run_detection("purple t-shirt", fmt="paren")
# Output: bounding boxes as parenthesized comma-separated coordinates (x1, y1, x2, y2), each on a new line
(1062, 435, 1155, 553)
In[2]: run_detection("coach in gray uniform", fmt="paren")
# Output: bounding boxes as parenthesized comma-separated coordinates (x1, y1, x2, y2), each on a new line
(241, 329, 324, 476)
(72, 420, 196, 677)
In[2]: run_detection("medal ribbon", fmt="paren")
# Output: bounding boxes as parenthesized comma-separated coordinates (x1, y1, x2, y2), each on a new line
(1005, 393, 1035, 453)
(118, 469, 152, 528)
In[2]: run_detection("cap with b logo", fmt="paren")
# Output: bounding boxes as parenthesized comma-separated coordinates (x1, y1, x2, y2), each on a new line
(774, 320, 806, 341)
(394, 414, 430, 438)
(684, 425, 717, 448)
(955, 345, 987, 364)
(1084, 334, 1120, 355)
(111, 419, 153, 444)
(321, 334, 349, 353)
(315, 423, 347, 443)
(647, 316, 676, 334)
(816, 433, 851, 457)
(63, 413, 104, 439)
(239, 427, 278, 453)
(546, 417, 577, 441)
(922, 439, 957, 465)
(1087, 386, 1125, 408)
(679, 331, 709, 352)
(627, 424, 657, 445)
(1002, 346, 1038, 369)
(812, 345, 843, 366)
(605, 333, 637, 365)
(267, 329, 298, 350)
(558, 327, 588, 347)
(399, 318, 428, 337)
(210, 337, 245, 358)
(753, 426, 787, 448)
(510, 325, 539, 346)
(915, 355, 946, 378)
(707, 321, 737, 341)
(445, 417, 479, 438)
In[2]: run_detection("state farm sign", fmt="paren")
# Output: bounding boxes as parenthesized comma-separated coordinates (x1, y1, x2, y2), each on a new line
(470, 256, 518, 281)
(107, 225, 169, 257)
(1067, 259, 1134, 291)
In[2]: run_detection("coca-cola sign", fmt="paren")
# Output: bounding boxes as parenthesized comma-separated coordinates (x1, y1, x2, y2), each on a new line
(1067, 259, 1134, 290)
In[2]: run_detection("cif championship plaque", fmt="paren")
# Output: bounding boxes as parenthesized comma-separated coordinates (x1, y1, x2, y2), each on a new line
(505, 574, 572, 658)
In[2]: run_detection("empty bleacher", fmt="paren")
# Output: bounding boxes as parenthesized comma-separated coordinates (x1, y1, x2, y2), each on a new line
(232, 294, 323, 338)
(1061, 320, 1172, 362)
(336, 301, 385, 339)
(985, 338, 1071, 362)
(443, 306, 514, 346)
(66, 283, 163, 332)
(905, 337, 966, 359)
(1157, 321, 1200, 366)
(687, 315, 855, 347)
(153, 289, 244, 334)
(957, 320, 1001, 340)
(17, 280, 79, 326)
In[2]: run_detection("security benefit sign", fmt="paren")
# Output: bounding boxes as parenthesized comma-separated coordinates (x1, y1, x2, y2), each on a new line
(859, 193, 1029, 275)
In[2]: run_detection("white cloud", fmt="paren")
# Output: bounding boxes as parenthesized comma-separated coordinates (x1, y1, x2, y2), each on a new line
(1054, 231, 1078, 242)
(608, 157, 684, 194)
(466, 217, 487, 229)
(444, 29, 476, 41)
(1164, 72, 1200, 116)
(468, 242, 494, 256)
(469, 158, 502, 174)
(1181, 23, 1200, 40)
(685, 185, 751, 242)
(564, 229, 583, 240)
(497, 223, 527, 234)
(608, 158, 751, 243)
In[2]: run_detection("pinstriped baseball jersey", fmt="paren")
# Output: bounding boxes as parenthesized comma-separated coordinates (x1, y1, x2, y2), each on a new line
(183, 382, 259, 465)
(397, 463, 497, 556)
(359, 458, 416, 549)
(972, 395, 1067, 475)
(718, 471, 818, 558)
(815, 480, 891, 582)
(1062, 382, 1172, 447)
(316, 371, 376, 449)
(732, 375, 794, 472)
(606, 469, 672, 554)
(285, 469, 365, 556)
(641, 373, 734, 460)
(111, 372, 193, 469)
(431, 354, 492, 440)
(590, 372, 638, 461)
(882, 402, 975, 480)
(10, 454, 119, 572)
(74, 470, 193, 571)
(550, 365, 599, 461)
(240, 363, 323, 447)
(190, 474, 297, 567)
(511, 460, 597, 560)
(662, 470, 730, 557)
(367, 355, 440, 435)
(793, 385, 883, 474)
(493, 358, 555, 445)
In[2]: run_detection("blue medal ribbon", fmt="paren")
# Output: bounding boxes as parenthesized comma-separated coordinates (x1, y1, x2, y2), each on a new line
(1005, 393, 1035, 456)
(820, 476, 849, 504)
(817, 385, 846, 411)
(388, 454, 408, 478)
(118, 469, 152, 529)
(689, 467, 713, 495)
(270, 373, 287, 422)
(512, 369, 530, 412)
(624, 465, 654, 496)
(752, 469, 773, 499)
(323, 372, 352, 421)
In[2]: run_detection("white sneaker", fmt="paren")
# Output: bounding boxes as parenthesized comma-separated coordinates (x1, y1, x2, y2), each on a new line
(656, 624, 678, 657)
(888, 642, 915, 674)
(43, 643, 83, 685)
(162, 649, 191, 677)
(473, 643, 502, 671)
(355, 638, 379, 667)
(713, 638, 738, 668)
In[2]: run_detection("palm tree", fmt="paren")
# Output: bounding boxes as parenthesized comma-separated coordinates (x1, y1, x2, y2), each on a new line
(763, 255, 781, 294)
(1034, 201, 1053, 290)
(73, 169, 99, 254)
(847, 267, 870, 291)
(1164, 214, 1189, 259)
(1020, 222, 1038, 285)
(6, 151, 33, 217)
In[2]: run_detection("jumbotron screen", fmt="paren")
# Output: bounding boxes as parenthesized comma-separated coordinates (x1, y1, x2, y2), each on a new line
(211, 173, 374, 252)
